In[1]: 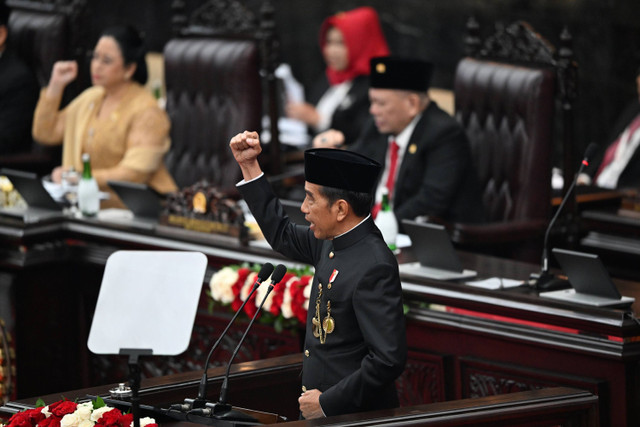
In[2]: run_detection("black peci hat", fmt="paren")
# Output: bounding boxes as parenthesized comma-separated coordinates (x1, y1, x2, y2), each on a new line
(0, 0, 9, 27)
(369, 56, 433, 92)
(304, 148, 381, 194)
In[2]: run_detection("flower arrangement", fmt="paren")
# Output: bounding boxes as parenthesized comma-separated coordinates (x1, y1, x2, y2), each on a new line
(1, 397, 156, 427)
(0, 176, 25, 209)
(209, 264, 314, 332)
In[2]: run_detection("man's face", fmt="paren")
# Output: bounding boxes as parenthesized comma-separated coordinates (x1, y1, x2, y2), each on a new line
(0, 25, 7, 51)
(301, 182, 338, 240)
(369, 88, 416, 135)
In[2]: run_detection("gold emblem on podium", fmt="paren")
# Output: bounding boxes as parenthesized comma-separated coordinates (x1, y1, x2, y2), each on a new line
(192, 191, 207, 214)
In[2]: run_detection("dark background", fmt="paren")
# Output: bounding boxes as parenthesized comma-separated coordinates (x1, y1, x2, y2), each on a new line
(82, 0, 640, 167)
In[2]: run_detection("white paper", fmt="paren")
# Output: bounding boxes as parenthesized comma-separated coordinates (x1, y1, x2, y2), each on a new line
(465, 277, 523, 290)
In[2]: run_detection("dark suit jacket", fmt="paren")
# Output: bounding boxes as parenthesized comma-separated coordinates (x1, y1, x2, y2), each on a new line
(0, 49, 39, 154)
(586, 100, 640, 189)
(238, 175, 407, 417)
(351, 102, 485, 226)
(308, 75, 371, 145)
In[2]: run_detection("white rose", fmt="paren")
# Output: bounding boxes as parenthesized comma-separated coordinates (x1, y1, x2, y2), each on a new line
(61, 402, 94, 427)
(134, 416, 156, 427)
(280, 277, 296, 319)
(209, 267, 239, 304)
(241, 272, 258, 301)
(78, 420, 95, 427)
(255, 277, 275, 311)
(61, 412, 82, 427)
(90, 406, 115, 422)
(303, 280, 312, 299)
(75, 402, 93, 420)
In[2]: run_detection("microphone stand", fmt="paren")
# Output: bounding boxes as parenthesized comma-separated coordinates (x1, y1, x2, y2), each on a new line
(168, 263, 274, 414)
(189, 264, 287, 422)
(533, 143, 598, 291)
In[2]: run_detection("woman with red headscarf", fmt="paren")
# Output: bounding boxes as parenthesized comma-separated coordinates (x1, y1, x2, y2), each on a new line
(286, 7, 389, 146)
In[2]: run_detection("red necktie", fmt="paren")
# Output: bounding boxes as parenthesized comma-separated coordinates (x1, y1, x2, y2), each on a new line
(385, 140, 400, 200)
(595, 114, 640, 179)
(373, 140, 399, 218)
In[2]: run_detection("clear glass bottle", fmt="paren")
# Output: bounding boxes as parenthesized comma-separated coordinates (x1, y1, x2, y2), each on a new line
(77, 153, 100, 217)
(375, 191, 398, 251)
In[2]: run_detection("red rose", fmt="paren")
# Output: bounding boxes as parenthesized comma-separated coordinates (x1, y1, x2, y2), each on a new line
(269, 273, 294, 316)
(243, 292, 258, 318)
(48, 400, 78, 418)
(5, 407, 45, 427)
(231, 268, 251, 311)
(291, 276, 312, 323)
(95, 410, 133, 427)
(37, 416, 61, 427)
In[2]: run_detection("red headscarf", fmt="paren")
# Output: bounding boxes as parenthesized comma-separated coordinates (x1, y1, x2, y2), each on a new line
(320, 7, 390, 86)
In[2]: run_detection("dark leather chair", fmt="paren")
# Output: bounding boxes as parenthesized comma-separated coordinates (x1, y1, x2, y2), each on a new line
(8, 9, 67, 87)
(163, 1, 282, 190)
(445, 20, 570, 262)
(0, 5, 85, 176)
(163, 37, 262, 190)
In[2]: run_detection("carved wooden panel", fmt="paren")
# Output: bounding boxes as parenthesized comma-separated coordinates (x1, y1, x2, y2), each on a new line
(397, 350, 450, 406)
(459, 357, 604, 399)
(87, 309, 302, 387)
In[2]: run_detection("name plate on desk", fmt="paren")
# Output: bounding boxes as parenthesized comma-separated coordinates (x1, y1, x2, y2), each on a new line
(160, 214, 241, 236)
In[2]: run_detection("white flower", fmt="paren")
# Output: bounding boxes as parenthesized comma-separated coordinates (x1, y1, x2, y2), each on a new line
(90, 406, 115, 422)
(280, 277, 297, 319)
(42, 405, 52, 418)
(209, 267, 238, 304)
(255, 276, 275, 311)
(134, 416, 156, 427)
(61, 402, 94, 427)
(75, 402, 93, 419)
(78, 420, 95, 427)
(241, 272, 258, 301)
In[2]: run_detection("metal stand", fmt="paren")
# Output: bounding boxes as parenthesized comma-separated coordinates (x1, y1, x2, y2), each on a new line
(121, 349, 152, 427)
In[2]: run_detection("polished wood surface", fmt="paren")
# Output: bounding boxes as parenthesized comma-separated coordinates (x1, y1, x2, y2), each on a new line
(0, 354, 598, 427)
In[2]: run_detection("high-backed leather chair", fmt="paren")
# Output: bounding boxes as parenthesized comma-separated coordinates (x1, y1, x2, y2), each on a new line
(163, 0, 281, 190)
(1, 2, 89, 176)
(163, 38, 261, 189)
(445, 20, 573, 262)
(8, 9, 67, 87)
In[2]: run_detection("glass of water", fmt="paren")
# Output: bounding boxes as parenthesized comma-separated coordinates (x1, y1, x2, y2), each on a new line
(61, 168, 80, 215)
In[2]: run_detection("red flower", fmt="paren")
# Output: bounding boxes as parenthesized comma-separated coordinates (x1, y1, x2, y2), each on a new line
(47, 400, 77, 418)
(243, 289, 258, 318)
(230, 268, 250, 311)
(94, 408, 132, 427)
(37, 417, 60, 427)
(291, 275, 312, 323)
(269, 272, 295, 316)
(4, 407, 45, 427)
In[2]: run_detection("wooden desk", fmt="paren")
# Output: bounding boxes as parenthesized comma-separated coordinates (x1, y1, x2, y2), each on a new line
(0, 214, 638, 426)
(0, 355, 598, 426)
(580, 208, 640, 281)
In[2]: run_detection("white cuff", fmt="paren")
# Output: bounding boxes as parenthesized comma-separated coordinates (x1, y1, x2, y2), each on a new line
(236, 172, 265, 187)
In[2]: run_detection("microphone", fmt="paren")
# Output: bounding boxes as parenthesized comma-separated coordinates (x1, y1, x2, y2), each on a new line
(533, 143, 598, 291)
(169, 262, 274, 413)
(189, 264, 288, 421)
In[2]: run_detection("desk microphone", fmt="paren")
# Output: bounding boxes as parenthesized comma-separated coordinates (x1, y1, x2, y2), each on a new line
(169, 262, 274, 413)
(188, 264, 288, 421)
(533, 143, 598, 290)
